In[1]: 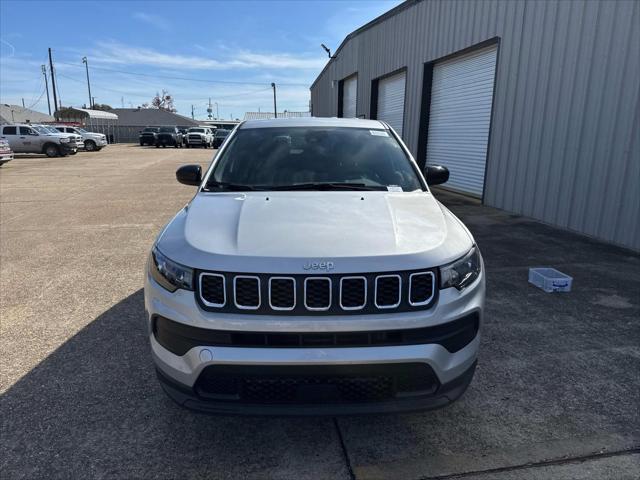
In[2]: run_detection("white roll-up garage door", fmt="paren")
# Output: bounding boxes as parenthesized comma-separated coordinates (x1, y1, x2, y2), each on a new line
(426, 45, 498, 197)
(376, 71, 406, 136)
(341, 75, 357, 118)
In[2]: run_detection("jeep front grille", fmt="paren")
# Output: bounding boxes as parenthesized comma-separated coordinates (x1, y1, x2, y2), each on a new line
(198, 269, 436, 315)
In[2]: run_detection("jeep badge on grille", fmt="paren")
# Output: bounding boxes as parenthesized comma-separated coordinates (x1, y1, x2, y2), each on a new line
(303, 261, 335, 271)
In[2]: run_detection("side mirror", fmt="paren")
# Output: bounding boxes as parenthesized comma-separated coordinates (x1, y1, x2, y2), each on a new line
(425, 165, 449, 186)
(176, 164, 202, 186)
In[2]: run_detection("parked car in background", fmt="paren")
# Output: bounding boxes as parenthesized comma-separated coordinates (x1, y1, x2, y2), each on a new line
(155, 126, 183, 148)
(0, 124, 77, 157)
(185, 127, 213, 148)
(54, 125, 107, 151)
(0, 139, 13, 166)
(33, 124, 83, 154)
(212, 128, 230, 148)
(139, 127, 159, 146)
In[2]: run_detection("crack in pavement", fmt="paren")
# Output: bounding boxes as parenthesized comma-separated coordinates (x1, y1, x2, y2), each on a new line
(334, 418, 356, 480)
(417, 447, 640, 480)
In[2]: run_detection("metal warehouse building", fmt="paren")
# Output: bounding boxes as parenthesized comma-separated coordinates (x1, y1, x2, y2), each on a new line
(310, 0, 639, 250)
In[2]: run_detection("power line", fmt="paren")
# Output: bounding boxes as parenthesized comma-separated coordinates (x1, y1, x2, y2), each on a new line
(26, 70, 44, 108)
(56, 72, 275, 102)
(211, 87, 273, 100)
(56, 61, 310, 87)
(27, 85, 46, 110)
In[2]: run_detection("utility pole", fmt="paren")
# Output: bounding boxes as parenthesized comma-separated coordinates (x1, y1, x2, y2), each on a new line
(21, 98, 25, 108)
(48, 48, 58, 115)
(271, 83, 277, 118)
(82, 57, 93, 108)
(41, 65, 51, 115)
(191, 104, 195, 119)
(207, 98, 212, 119)
(215, 102, 219, 119)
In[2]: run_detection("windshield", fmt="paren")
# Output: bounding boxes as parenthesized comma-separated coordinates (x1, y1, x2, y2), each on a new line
(33, 126, 53, 134)
(159, 127, 174, 133)
(143, 128, 158, 133)
(44, 126, 62, 134)
(189, 128, 205, 133)
(207, 127, 424, 192)
(76, 128, 87, 133)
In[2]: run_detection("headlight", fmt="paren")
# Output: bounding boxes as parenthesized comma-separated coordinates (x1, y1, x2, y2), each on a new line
(149, 247, 194, 292)
(439, 247, 481, 290)
(59, 137, 70, 143)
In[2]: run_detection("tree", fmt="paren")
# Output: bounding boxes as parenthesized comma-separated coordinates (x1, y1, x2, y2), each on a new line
(92, 103, 113, 111)
(150, 89, 176, 113)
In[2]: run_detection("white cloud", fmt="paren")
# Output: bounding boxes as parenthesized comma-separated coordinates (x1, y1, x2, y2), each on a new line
(132, 12, 171, 31)
(234, 51, 325, 70)
(0, 41, 315, 118)
(89, 41, 325, 71)
(1, 38, 16, 57)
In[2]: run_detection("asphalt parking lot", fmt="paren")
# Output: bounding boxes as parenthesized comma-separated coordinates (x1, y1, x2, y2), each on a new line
(1, 144, 639, 479)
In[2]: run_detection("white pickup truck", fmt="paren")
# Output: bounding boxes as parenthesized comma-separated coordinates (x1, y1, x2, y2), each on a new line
(184, 127, 214, 148)
(54, 125, 107, 151)
(0, 124, 78, 157)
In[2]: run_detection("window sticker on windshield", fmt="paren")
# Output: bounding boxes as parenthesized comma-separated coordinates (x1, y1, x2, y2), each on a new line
(387, 185, 403, 192)
(370, 130, 389, 137)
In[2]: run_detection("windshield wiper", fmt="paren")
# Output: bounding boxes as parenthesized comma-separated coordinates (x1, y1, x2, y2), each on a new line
(269, 182, 383, 191)
(203, 181, 259, 192)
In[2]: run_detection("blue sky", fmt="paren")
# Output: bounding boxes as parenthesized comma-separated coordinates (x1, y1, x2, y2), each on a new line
(0, 0, 400, 120)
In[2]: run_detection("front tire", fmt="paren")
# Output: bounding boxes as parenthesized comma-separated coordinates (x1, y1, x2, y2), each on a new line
(44, 144, 60, 157)
(85, 140, 97, 152)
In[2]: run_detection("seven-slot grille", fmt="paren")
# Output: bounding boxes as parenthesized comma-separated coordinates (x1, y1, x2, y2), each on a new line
(198, 270, 436, 315)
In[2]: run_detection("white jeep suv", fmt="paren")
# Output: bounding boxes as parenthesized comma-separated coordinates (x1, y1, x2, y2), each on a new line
(144, 118, 485, 415)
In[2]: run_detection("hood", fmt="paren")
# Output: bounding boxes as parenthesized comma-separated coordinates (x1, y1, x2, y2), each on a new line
(157, 191, 474, 274)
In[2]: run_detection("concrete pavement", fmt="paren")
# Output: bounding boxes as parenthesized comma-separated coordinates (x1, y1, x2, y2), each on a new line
(1, 145, 638, 479)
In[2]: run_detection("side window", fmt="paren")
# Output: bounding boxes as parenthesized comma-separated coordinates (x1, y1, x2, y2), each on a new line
(3, 126, 17, 135)
(56, 127, 64, 132)
(19, 126, 35, 135)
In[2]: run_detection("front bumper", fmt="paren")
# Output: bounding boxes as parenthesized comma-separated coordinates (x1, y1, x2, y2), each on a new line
(156, 136, 178, 145)
(157, 360, 477, 415)
(60, 143, 77, 154)
(85, 138, 108, 148)
(0, 152, 13, 163)
(145, 268, 484, 415)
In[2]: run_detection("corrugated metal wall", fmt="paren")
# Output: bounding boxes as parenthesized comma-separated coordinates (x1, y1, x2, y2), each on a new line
(310, 0, 640, 250)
